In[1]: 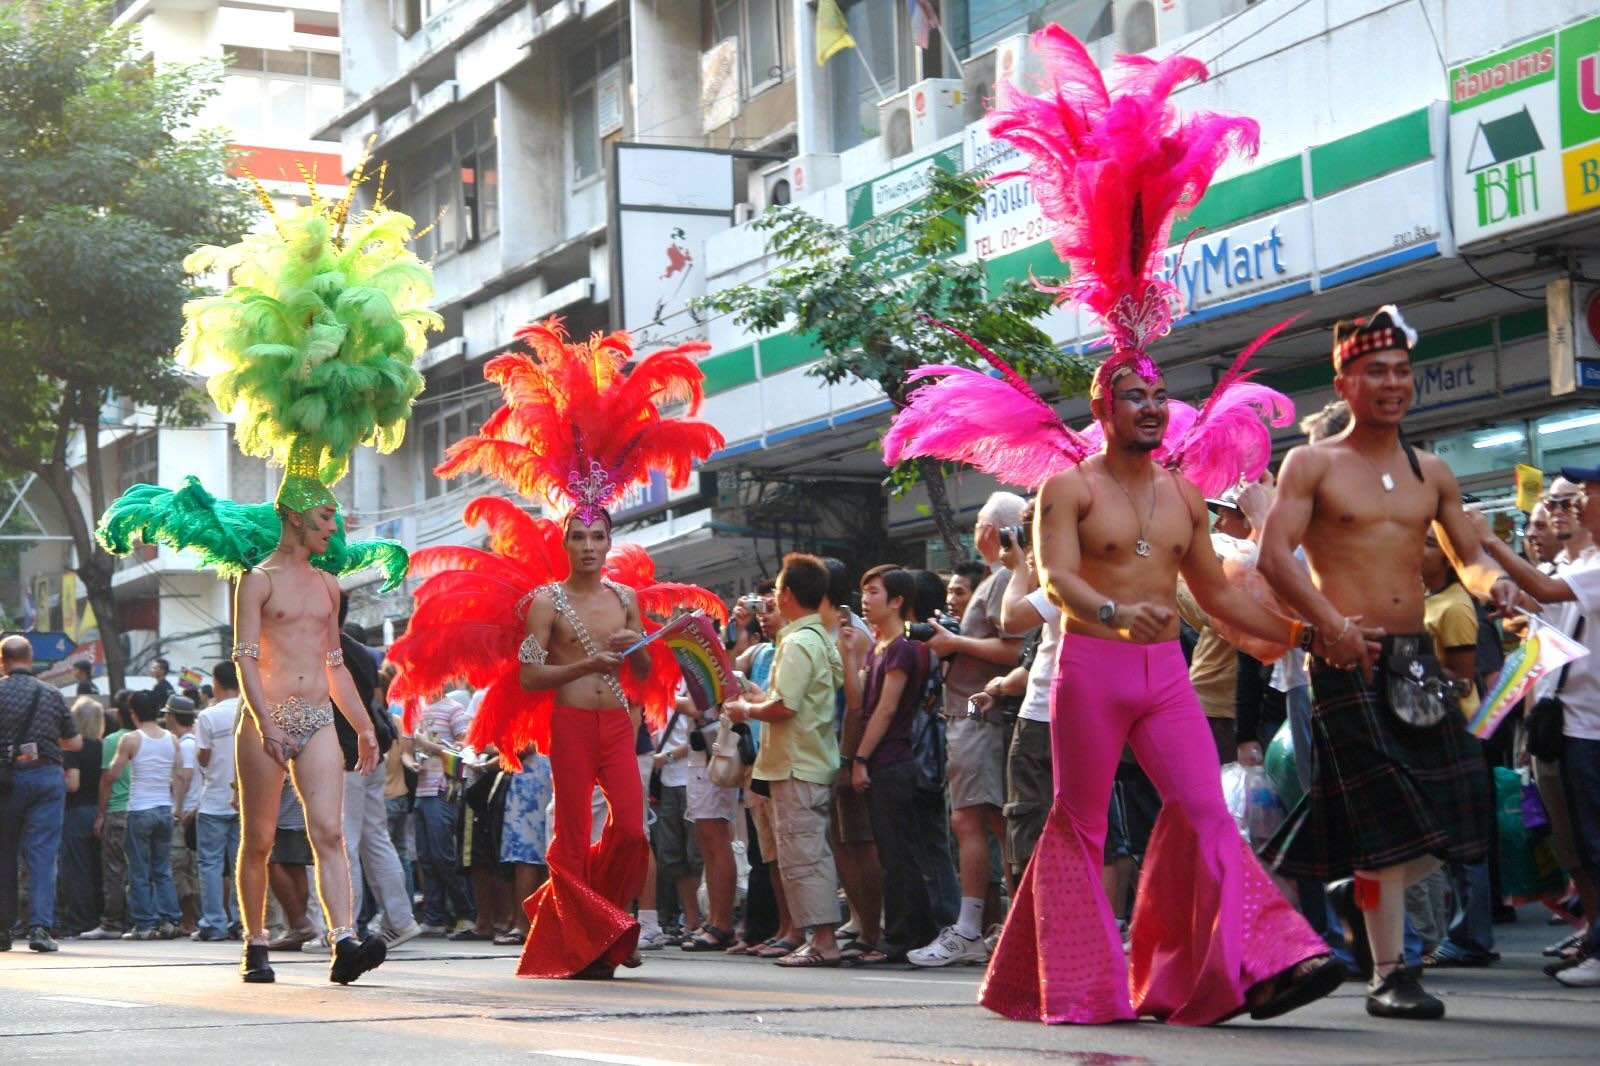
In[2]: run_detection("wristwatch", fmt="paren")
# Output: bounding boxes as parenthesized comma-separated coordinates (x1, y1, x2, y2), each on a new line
(1297, 623, 1316, 651)
(851, 754, 870, 765)
(1097, 600, 1117, 625)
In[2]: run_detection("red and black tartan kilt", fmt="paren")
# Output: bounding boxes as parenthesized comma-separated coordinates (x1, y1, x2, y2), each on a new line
(1258, 652, 1492, 881)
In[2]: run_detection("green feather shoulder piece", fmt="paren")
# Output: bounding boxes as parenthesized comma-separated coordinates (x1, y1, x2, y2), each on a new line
(96, 476, 410, 592)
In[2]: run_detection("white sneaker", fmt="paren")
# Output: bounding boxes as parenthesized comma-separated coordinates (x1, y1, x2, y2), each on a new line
(300, 936, 333, 955)
(908, 926, 990, 968)
(1555, 957, 1600, 987)
(383, 922, 423, 949)
(79, 925, 122, 941)
(416, 923, 448, 937)
(636, 926, 669, 951)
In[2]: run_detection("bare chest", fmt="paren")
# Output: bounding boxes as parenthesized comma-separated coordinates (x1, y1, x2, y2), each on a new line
(1311, 464, 1436, 536)
(550, 587, 627, 652)
(261, 569, 333, 630)
(1080, 477, 1192, 565)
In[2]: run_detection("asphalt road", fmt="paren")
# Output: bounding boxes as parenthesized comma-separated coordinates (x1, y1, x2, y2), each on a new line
(1, 905, 1595, 1065)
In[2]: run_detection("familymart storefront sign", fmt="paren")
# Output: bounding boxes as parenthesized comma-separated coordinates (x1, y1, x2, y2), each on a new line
(1449, 13, 1600, 244)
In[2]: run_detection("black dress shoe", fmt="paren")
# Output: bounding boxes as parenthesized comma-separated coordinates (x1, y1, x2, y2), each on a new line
(1325, 879, 1374, 982)
(240, 943, 275, 983)
(0, 935, 11, 952)
(329, 933, 387, 985)
(1366, 966, 1444, 1020)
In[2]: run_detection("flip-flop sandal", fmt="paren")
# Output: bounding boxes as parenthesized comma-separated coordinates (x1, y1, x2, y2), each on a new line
(841, 944, 889, 966)
(682, 925, 737, 952)
(753, 937, 801, 958)
(493, 930, 524, 945)
(774, 949, 842, 968)
(1249, 955, 1348, 1021)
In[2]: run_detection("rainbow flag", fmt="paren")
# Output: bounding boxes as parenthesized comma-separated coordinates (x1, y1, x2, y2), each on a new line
(662, 613, 739, 712)
(180, 667, 204, 688)
(1470, 615, 1588, 739)
(434, 747, 466, 780)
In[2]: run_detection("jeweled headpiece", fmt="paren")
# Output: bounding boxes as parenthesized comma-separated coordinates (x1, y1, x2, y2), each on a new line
(435, 318, 725, 525)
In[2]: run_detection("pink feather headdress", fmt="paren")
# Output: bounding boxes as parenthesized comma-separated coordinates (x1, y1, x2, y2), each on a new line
(987, 25, 1260, 376)
(883, 28, 1295, 497)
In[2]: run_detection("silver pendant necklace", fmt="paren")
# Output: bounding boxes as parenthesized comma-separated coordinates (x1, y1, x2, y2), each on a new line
(1354, 448, 1397, 492)
(1105, 465, 1157, 557)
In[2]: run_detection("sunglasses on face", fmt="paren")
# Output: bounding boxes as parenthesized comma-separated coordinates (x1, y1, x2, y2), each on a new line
(1544, 496, 1581, 513)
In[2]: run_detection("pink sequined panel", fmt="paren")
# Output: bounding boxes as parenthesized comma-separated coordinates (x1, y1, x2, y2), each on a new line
(980, 804, 1137, 1024)
(1129, 807, 1328, 1024)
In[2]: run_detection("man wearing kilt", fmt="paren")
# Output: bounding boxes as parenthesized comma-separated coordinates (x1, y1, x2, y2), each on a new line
(1258, 306, 1522, 1019)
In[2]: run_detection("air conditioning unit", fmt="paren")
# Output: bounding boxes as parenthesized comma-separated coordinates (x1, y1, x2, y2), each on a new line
(1113, 0, 1161, 54)
(993, 34, 1046, 95)
(876, 78, 964, 162)
(760, 153, 840, 209)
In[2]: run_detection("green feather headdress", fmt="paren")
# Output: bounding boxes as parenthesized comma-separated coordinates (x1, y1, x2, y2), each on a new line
(96, 160, 441, 587)
(179, 173, 443, 508)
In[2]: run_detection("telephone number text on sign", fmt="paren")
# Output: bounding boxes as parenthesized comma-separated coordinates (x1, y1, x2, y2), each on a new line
(972, 217, 1050, 258)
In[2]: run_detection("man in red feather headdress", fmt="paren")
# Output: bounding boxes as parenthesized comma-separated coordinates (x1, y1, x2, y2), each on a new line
(391, 318, 724, 979)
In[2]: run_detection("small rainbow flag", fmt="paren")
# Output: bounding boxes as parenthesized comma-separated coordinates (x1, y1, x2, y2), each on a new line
(180, 667, 204, 688)
(434, 747, 466, 780)
(662, 613, 740, 712)
(1470, 615, 1588, 739)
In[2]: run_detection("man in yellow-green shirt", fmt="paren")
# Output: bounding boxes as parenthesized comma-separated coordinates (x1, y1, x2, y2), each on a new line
(729, 552, 844, 966)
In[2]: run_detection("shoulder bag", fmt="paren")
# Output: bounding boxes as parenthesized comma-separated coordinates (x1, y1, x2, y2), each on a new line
(1528, 616, 1583, 762)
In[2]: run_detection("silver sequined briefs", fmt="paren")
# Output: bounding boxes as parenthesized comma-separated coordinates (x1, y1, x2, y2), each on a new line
(267, 696, 335, 738)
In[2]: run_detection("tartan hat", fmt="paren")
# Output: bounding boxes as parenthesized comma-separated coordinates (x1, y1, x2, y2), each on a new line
(1332, 305, 1418, 372)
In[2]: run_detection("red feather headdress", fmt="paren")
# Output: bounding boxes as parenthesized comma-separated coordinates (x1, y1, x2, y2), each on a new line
(435, 317, 724, 525)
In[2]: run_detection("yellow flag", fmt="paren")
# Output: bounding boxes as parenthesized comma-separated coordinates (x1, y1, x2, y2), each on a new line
(1515, 464, 1543, 513)
(60, 573, 78, 642)
(817, 0, 856, 65)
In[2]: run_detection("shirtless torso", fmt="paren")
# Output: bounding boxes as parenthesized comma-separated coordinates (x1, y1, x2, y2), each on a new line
(523, 578, 642, 712)
(1259, 349, 1515, 671)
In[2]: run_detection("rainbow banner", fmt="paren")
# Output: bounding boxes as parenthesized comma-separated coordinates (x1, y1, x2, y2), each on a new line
(1470, 615, 1588, 739)
(663, 613, 739, 712)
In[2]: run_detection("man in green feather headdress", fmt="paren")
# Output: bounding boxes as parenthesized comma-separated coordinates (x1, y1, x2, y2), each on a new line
(96, 173, 442, 986)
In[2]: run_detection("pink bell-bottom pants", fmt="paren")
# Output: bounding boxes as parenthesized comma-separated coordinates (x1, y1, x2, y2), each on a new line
(980, 634, 1328, 1024)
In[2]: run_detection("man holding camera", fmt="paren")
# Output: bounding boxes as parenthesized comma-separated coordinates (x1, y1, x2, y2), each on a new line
(909, 492, 1026, 968)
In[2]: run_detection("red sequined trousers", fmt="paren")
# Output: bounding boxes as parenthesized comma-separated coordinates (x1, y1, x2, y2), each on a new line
(517, 705, 649, 978)
(980, 635, 1328, 1024)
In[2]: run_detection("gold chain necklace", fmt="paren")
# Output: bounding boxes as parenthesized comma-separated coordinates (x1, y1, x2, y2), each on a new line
(1105, 465, 1157, 557)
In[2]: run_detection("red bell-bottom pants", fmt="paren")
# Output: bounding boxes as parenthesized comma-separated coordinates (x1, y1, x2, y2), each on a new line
(517, 706, 649, 978)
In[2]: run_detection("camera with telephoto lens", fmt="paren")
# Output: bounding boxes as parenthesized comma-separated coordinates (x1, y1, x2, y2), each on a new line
(905, 613, 961, 642)
(998, 524, 1032, 551)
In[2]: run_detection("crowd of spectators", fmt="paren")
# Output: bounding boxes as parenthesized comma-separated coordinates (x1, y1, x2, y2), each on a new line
(4, 473, 1597, 997)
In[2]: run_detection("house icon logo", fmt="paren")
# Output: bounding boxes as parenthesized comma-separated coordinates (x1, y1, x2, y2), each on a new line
(1466, 106, 1544, 171)
(1466, 106, 1543, 226)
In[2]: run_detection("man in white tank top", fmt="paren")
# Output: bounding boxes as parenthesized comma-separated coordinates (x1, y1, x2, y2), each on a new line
(103, 690, 183, 939)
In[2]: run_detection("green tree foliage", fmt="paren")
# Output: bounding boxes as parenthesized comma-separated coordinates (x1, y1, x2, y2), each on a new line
(698, 167, 1093, 562)
(0, 0, 253, 686)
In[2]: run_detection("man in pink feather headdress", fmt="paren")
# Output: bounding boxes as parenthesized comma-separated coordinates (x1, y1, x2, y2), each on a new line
(882, 27, 1347, 1025)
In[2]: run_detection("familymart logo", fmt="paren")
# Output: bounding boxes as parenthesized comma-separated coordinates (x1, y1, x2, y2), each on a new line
(1466, 107, 1544, 227)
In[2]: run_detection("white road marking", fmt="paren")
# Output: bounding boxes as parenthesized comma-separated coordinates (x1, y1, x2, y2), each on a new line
(529, 1053, 706, 1066)
(852, 974, 979, 984)
(42, 995, 139, 1009)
